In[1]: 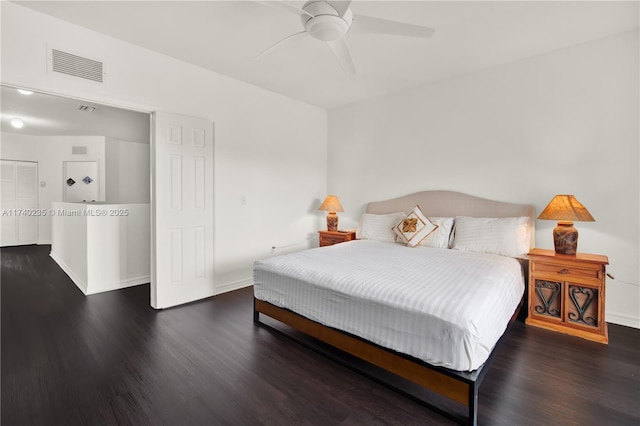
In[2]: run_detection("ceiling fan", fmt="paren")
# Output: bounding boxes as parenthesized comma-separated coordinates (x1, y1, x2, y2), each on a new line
(256, 0, 435, 74)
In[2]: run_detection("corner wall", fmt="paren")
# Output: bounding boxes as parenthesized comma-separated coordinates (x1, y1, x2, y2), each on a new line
(105, 138, 150, 204)
(328, 31, 639, 327)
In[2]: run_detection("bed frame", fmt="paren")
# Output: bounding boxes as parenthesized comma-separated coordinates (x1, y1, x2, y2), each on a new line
(253, 191, 535, 425)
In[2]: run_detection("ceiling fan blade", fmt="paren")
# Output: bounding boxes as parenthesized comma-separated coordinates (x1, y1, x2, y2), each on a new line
(254, 1, 314, 18)
(327, 39, 356, 74)
(350, 14, 435, 39)
(256, 31, 308, 59)
(327, 1, 352, 18)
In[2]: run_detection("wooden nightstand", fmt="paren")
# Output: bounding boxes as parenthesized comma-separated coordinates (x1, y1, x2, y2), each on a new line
(318, 230, 356, 247)
(526, 248, 609, 344)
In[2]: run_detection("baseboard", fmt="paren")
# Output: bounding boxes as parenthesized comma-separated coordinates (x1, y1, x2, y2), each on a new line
(216, 277, 252, 295)
(50, 250, 149, 295)
(86, 275, 150, 295)
(38, 240, 52, 245)
(607, 312, 640, 329)
(49, 251, 88, 295)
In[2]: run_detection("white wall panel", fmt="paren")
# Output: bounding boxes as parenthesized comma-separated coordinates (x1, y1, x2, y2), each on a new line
(193, 226, 205, 279)
(192, 129, 205, 148)
(193, 157, 205, 209)
(168, 125, 182, 145)
(169, 228, 183, 284)
(168, 155, 182, 210)
(104, 138, 150, 204)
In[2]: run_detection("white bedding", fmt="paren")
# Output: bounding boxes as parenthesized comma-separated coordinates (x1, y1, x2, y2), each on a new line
(253, 240, 525, 372)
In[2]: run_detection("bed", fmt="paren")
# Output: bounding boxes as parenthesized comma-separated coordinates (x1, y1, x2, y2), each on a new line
(253, 191, 535, 425)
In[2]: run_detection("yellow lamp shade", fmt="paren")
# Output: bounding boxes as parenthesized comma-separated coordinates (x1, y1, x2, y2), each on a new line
(318, 195, 344, 213)
(538, 195, 594, 255)
(538, 195, 595, 222)
(318, 195, 343, 231)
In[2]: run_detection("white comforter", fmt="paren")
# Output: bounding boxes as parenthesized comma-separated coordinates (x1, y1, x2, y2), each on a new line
(253, 240, 524, 371)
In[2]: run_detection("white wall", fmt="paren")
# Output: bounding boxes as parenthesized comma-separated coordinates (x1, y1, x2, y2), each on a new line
(1, 133, 107, 244)
(1, 3, 327, 293)
(328, 31, 639, 328)
(50, 202, 151, 295)
(105, 138, 150, 204)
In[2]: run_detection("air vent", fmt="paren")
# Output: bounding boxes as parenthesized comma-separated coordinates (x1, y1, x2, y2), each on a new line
(50, 48, 104, 83)
(78, 105, 97, 113)
(72, 146, 87, 155)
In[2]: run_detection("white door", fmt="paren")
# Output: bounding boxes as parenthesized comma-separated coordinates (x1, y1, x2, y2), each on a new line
(151, 111, 214, 309)
(0, 161, 17, 245)
(0, 160, 38, 246)
(63, 161, 99, 202)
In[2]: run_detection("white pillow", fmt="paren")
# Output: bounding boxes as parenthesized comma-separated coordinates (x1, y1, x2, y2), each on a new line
(357, 212, 405, 243)
(392, 206, 438, 248)
(452, 216, 530, 258)
(420, 217, 455, 249)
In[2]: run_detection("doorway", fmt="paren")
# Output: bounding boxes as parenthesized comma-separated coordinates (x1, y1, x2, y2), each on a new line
(1, 85, 216, 309)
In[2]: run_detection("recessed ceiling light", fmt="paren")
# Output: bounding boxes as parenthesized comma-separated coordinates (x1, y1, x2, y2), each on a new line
(10, 118, 24, 128)
(17, 89, 33, 96)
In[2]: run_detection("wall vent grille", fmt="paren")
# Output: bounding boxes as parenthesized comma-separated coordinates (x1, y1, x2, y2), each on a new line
(51, 49, 104, 83)
(72, 146, 88, 155)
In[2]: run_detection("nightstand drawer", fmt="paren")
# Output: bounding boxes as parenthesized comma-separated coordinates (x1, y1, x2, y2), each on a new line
(320, 234, 345, 245)
(318, 230, 356, 247)
(532, 261, 602, 282)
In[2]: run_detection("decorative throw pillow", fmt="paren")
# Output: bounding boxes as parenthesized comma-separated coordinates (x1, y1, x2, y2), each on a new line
(356, 212, 406, 243)
(419, 217, 455, 249)
(393, 206, 438, 247)
(452, 216, 530, 258)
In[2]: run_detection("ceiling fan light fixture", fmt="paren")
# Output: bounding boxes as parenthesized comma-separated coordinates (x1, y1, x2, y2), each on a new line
(305, 15, 349, 41)
(300, 1, 353, 42)
(259, 0, 434, 74)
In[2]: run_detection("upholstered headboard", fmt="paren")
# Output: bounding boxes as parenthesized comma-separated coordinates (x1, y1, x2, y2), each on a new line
(365, 190, 536, 248)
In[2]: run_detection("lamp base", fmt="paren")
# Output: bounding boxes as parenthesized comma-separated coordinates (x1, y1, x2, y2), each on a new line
(553, 221, 578, 255)
(326, 212, 338, 231)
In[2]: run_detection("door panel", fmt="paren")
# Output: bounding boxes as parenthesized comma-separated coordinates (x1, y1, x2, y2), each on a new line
(1, 161, 17, 246)
(151, 111, 214, 309)
(16, 162, 38, 244)
(0, 160, 38, 246)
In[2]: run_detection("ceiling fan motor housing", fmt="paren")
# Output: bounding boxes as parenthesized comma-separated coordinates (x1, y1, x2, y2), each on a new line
(301, 1, 353, 42)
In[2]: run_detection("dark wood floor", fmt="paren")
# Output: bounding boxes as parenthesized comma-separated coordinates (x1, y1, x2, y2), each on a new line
(2, 245, 639, 425)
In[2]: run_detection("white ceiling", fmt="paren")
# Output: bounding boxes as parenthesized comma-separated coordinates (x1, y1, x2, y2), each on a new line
(13, 1, 640, 109)
(1, 85, 150, 141)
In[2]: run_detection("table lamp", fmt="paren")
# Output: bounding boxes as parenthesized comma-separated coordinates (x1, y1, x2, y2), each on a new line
(538, 194, 594, 255)
(318, 195, 344, 231)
